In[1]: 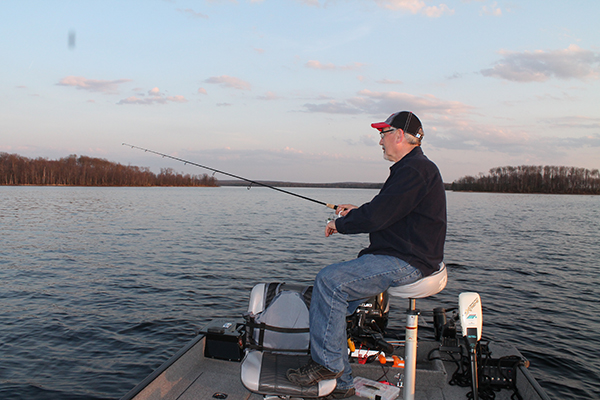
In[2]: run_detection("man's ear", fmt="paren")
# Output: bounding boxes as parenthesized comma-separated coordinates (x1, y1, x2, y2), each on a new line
(395, 129, 405, 144)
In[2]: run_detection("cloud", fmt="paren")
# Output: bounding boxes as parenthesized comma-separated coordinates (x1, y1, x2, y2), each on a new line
(481, 1, 502, 16)
(376, 79, 403, 85)
(544, 130, 600, 150)
(446, 72, 464, 80)
(317, 94, 334, 100)
(360, 134, 379, 146)
(306, 60, 335, 70)
(305, 60, 365, 71)
(177, 8, 208, 19)
(431, 118, 531, 151)
(303, 100, 363, 114)
(117, 96, 156, 105)
(539, 115, 600, 131)
(430, 117, 600, 171)
(400, 110, 600, 160)
(572, 134, 600, 148)
(302, 90, 472, 116)
(198, 87, 208, 95)
(357, 90, 473, 114)
(423, 4, 454, 17)
(117, 88, 188, 105)
(297, 0, 320, 6)
(481, 44, 600, 82)
(204, 75, 252, 90)
(299, 88, 598, 166)
(167, 95, 187, 103)
(57, 76, 132, 93)
(182, 146, 376, 183)
(375, 0, 425, 13)
(374, 0, 454, 16)
(117, 95, 188, 105)
(343, 134, 380, 147)
(257, 91, 281, 100)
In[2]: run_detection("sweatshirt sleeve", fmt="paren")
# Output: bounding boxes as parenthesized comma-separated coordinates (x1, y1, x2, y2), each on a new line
(335, 165, 428, 234)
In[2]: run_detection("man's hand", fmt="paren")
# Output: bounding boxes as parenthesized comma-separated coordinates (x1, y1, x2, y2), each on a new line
(325, 220, 338, 237)
(326, 204, 358, 236)
(335, 204, 358, 217)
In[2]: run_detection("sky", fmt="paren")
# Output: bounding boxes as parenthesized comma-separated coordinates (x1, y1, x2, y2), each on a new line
(2, 0, 599, 183)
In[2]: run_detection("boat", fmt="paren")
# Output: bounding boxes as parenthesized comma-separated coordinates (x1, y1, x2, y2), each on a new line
(119, 280, 551, 400)
(119, 334, 548, 400)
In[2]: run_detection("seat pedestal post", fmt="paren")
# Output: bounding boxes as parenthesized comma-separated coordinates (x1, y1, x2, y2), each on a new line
(386, 264, 447, 400)
(403, 299, 419, 400)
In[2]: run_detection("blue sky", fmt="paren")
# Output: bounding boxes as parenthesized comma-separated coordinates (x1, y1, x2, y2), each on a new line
(2, 0, 599, 183)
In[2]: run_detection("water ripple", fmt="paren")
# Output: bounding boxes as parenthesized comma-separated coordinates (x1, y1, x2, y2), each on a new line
(0, 187, 598, 399)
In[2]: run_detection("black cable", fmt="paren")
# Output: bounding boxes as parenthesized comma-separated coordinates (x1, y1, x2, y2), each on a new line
(375, 363, 392, 383)
(443, 341, 524, 400)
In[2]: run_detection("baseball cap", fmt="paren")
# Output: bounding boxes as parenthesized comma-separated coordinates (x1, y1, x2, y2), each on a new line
(371, 111, 424, 141)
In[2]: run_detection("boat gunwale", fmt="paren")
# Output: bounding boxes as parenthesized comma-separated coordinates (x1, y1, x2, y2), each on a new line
(518, 364, 552, 400)
(119, 333, 206, 400)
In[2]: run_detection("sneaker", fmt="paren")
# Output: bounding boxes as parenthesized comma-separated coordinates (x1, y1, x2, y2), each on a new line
(324, 387, 356, 399)
(286, 359, 343, 386)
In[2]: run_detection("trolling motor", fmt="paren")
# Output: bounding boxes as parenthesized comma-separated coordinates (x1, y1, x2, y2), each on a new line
(458, 292, 483, 400)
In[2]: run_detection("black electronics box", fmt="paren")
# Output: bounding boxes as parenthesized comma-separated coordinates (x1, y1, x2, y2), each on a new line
(199, 319, 245, 361)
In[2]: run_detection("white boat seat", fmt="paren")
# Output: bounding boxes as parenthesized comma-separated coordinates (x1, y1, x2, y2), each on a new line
(387, 263, 447, 299)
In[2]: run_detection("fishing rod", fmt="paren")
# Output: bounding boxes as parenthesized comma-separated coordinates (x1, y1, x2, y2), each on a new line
(122, 143, 338, 210)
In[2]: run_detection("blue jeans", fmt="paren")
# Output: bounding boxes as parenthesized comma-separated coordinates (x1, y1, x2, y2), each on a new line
(309, 254, 423, 390)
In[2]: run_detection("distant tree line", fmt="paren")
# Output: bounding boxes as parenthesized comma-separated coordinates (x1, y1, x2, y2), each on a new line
(0, 153, 218, 187)
(218, 180, 383, 189)
(451, 165, 600, 194)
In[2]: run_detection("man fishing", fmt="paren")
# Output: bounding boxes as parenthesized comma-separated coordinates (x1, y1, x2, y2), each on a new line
(286, 111, 447, 398)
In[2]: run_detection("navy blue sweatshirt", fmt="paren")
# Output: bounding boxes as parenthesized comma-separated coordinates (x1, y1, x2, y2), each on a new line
(334, 147, 446, 277)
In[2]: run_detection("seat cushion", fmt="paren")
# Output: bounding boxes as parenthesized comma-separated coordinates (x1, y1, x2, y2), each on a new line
(240, 350, 337, 397)
(387, 263, 447, 299)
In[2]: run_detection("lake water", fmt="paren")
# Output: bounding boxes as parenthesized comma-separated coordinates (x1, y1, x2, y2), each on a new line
(1, 187, 598, 399)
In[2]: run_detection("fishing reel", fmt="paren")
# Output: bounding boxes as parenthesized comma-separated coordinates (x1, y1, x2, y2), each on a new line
(327, 209, 344, 224)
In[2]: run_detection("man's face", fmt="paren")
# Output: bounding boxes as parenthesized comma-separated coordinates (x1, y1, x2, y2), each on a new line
(378, 127, 398, 161)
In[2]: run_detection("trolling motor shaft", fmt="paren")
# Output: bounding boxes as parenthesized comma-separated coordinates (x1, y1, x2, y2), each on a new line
(466, 328, 480, 400)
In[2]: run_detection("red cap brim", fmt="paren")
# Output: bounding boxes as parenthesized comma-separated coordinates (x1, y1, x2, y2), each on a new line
(371, 122, 390, 130)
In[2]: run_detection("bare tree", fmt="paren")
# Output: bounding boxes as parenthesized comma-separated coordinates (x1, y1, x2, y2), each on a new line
(451, 165, 600, 194)
(0, 153, 218, 187)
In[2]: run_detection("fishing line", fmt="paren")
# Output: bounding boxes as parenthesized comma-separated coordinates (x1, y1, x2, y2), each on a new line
(123, 143, 338, 210)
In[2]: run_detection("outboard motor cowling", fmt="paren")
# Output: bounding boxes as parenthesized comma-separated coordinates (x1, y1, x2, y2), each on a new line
(346, 292, 392, 354)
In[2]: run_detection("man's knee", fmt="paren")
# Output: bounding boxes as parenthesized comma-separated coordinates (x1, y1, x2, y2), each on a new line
(315, 268, 350, 303)
(314, 267, 332, 293)
(315, 262, 346, 289)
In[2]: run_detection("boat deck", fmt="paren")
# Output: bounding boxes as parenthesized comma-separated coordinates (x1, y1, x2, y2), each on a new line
(120, 333, 549, 400)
